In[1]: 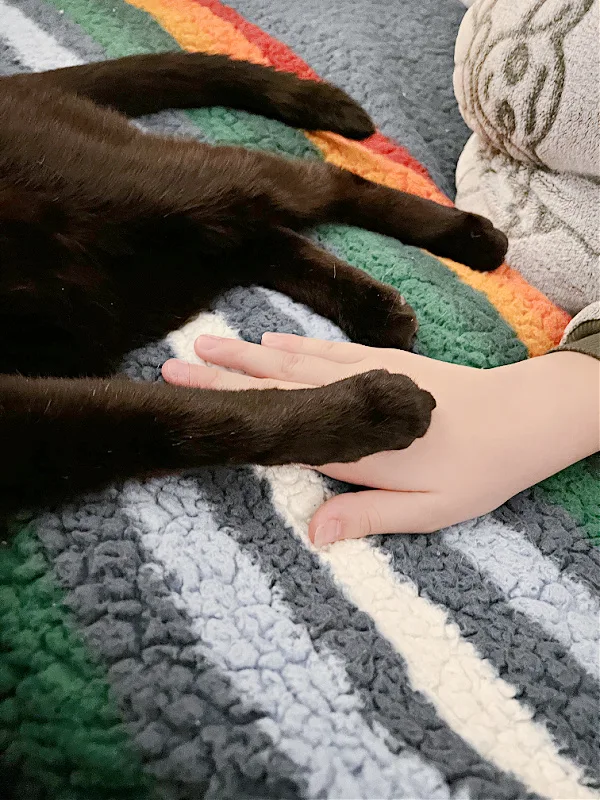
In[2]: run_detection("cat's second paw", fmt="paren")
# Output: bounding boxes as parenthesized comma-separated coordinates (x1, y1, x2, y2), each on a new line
(347, 285, 419, 350)
(458, 213, 508, 271)
(301, 82, 376, 140)
(435, 211, 508, 271)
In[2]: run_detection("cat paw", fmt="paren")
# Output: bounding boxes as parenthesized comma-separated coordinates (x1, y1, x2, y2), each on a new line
(439, 211, 508, 271)
(304, 82, 375, 139)
(349, 286, 418, 350)
(311, 369, 435, 465)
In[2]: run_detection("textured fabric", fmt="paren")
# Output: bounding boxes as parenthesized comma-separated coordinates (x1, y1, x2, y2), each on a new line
(552, 301, 600, 359)
(563, 303, 600, 338)
(556, 329, 600, 360)
(223, 0, 471, 198)
(454, 0, 600, 314)
(1, 1, 599, 799)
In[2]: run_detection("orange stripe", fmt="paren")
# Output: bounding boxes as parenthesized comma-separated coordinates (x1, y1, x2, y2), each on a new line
(306, 131, 451, 205)
(124, 0, 570, 354)
(436, 259, 570, 356)
(303, 134, 569, 354)
(127, 0, 267, 63)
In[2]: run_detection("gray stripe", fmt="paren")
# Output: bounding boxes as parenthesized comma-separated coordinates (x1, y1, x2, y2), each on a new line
(5, 0, 105, 62)
(0, 35, 26, 75)
(117, 473, 450, 800)
(136, 110, 211, 141)
(378, 532, 600, 787)
(120, 340, 173, 382)
(200, 464, 536, 800)
(216, 280, 600, 784)
(36, 405, 303, 800)
(214, 287, 309, 343)
(443, 518, 600, 678)
(3, 0, 208, 140)
(493, 488, 600, 595)
(225, 0, 470, 197)
(260, 287, 351, 343)
(211, 290, 538, 800)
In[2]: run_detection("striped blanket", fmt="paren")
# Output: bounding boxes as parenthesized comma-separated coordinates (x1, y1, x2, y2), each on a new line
(1, 2, 598, 799)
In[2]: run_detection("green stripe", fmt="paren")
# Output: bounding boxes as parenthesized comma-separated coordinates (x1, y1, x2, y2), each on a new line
(44, 0, 320, 158)
(313, 225, 527, 367)
(0, 525, 149, 799)
(186, 107, 322, 157)
(538, 462, 599, 544)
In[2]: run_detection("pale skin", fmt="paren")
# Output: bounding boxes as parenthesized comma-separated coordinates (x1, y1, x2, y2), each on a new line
(162, 334, 600, 547)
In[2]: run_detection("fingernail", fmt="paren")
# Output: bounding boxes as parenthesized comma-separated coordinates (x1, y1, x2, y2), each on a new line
(195, 335, 223, 350)
(313, 519, 343, 548)
(261, 332, 285, 346)
(162, 359, 188, 382)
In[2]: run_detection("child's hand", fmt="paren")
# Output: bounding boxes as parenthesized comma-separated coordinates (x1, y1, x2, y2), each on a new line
(163, 334, 599, 547)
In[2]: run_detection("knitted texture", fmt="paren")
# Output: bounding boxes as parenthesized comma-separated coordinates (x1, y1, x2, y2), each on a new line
(0, 2, 598, 799)
(454, 0, 600, 315)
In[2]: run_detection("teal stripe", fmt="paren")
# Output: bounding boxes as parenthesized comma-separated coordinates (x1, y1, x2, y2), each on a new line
(539, 463, 600, 545)
(0, 525, 149, 799)
(185, 106, 322, 156)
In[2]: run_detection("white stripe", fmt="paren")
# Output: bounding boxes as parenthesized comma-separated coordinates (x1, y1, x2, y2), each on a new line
(167, 309, 239, 363)
(260, 463, 598, 800)
(444, 518, 600, 678)
(0, 0, 84, 71)
(259, 287, 350, 343)
(122, 477, 450, 800)
(157, 309, 452, 798)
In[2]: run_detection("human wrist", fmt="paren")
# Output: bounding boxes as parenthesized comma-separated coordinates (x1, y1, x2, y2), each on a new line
(490, 352, 599, 491)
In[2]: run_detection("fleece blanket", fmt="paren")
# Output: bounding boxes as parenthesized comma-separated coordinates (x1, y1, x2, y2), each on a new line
(221, 0, 472, 198)
(454, 0, 600, 314)
(1, 1, 599, 799)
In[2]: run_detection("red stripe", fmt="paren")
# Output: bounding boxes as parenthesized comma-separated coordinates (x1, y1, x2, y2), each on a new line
(193, 0, 433, 182)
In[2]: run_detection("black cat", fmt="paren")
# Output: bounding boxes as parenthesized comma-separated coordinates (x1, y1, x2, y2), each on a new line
(0, 53, 507, 519)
